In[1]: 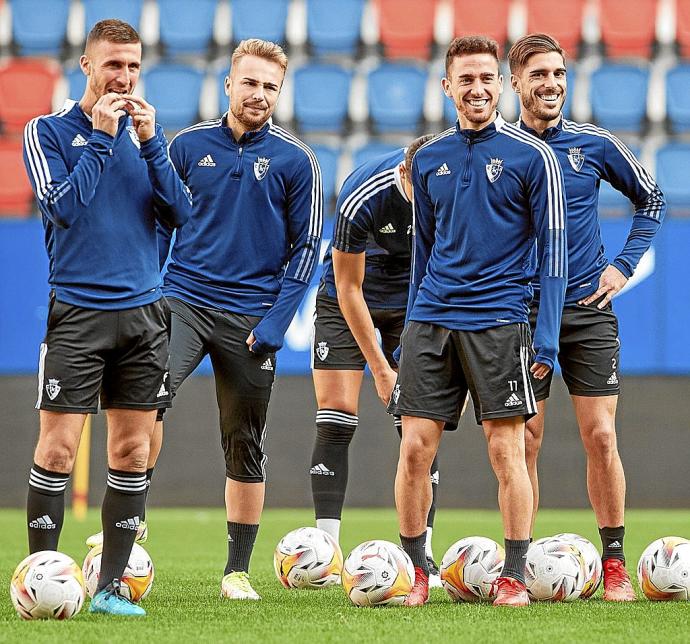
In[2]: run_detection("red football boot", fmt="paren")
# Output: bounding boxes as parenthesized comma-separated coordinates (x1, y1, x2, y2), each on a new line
(492, 576, 530, 607)
(603, 559, 636, 601)
(404, 566, 429, 606)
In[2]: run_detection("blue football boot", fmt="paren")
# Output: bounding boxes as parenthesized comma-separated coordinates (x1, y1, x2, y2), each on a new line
(89, 579, 146, 616)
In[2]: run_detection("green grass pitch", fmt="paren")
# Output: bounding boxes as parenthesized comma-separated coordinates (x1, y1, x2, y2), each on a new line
(1, 508, 689, 643)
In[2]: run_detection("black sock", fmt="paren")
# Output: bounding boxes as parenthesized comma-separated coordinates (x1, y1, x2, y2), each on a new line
(97, 469, 147, 592)
(502, 539, 530, 584)
(141, 467, 154, 522)
(310, 409, 357, 520)
(400, 532, 428, 573)
(599, 525, 625, 562)
(427, 453, 439, 528)
(225, 522, 259, 574)
(27, 464, 69, 553)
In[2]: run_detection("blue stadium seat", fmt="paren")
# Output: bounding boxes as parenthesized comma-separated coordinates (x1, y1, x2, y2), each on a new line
(158, 0, 217, 55)
(217, 68, 229, 117)
(11, 0, 70, 55)
(444, 94, 456, 125)
(368, 64, 427, 132)
(306, 0, 364, 56)
(293, 64, 352, 133)
(590, 64, 649, 132)
(311, 145, 339, 204)
(65, 67, 86, 100)
(352, 143, 399, 169)
(144, 64, 203, 131)
(83, 0, 143, 36)
(231, 0, 289, 44)
(655, 144, 690, 212)
(665, 64, 690, 133)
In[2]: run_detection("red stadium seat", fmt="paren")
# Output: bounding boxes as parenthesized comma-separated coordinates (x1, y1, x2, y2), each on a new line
(598, 0, 658, 58)
(677, 0, 690, 58)
(0, 59, 59, 135)
(453, 0, 511, 50)
(526, 0, 585, 55)
(376, 0, 438, 59)
(0, 138, 33, 216)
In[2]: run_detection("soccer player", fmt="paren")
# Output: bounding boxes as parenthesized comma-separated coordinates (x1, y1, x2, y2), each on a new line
(154, 39, 322, 600)
(22, 19, 191, 616)
(310, 135, 449, 585)
(508, 33, 666, 601)
(389, 36, 567, 607)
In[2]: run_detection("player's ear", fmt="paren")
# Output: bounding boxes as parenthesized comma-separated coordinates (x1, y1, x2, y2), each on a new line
(224, 75, 231, 97)
(441, 77, 452, 99)
(79, 55, 90, 77)
(510, 74, 520, 93)
(497, 74, 504, 95)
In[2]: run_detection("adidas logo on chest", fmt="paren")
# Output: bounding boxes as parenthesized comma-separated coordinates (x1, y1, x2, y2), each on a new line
(71, 134, 87, 147)
(198, 154, 216, 167)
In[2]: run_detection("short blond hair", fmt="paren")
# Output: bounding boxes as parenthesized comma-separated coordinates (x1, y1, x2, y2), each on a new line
(231, 38, 288, 74)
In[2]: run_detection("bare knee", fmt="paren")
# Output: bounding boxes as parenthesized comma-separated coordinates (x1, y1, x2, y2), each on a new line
(109, 438, 149, 471)
(486, 433, 525, 481)
(34, 440, 77, 473)
(524, 418, 543, 466)
(582, 423, 617, 457)
(400, 432, 436, 475)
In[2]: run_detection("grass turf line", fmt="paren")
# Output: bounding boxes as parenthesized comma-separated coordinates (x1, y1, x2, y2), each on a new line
(1, 508, 689, 643)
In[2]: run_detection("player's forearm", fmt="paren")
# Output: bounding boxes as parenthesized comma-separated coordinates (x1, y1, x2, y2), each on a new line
(532, 275, 566, 370)
(612, 213, 663, 279)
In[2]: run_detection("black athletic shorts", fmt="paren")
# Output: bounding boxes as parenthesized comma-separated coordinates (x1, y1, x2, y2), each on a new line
(36, 294, 171, 413)
(312, 294, 404, 370)
(387, 321, 537, 427)
(158, 297, 276, 483)
(529, 297, 621, 400)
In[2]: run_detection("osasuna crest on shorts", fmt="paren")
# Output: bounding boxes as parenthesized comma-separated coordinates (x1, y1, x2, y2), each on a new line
(254, 156, 270, 181)
(316, 341, 329, 361)
(485, 158, 503, 183)
(45, 378, 61, 401)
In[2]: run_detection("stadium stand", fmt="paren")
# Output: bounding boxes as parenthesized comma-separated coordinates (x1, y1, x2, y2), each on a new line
(65, 65, 86, 100)
(0, 58, 59, 135)
(526, 0, 584, 56)
(230, 0, 290, 45)
(143, 63, 203, 131)
(83, 0, 144, 37)
(376, 0, 437, 60)
(368, 63, 427, 132)
(453, 0, 511, 51)
(590, 63, 649, 131)
(306, 0, 364, 57)
(656, 143, 690, 213)
(0, 137, 33, 216)
(293, 63, 352, 133)
(158, 0, 217, 56)
(665, 64, 690, 132)
(678, 0, 690, 57)
(598, 0, 658, 58)
(310, 144, 339, 205)
(10, 0, 70, 56)
(352, 142, 399, 169)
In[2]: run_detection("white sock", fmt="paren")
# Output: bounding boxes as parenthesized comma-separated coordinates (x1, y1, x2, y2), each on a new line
(425, 526, 434, 559)
(317, 518, 341, 544)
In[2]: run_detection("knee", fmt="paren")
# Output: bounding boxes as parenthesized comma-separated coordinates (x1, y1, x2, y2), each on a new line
(400, 433, 436, 474)
(524, 421, 543, 464)
(35, 443, 77, 473)
(487, 435, 523, 476)
(582, 423, 617, 456)
(109, 438, 149, 470)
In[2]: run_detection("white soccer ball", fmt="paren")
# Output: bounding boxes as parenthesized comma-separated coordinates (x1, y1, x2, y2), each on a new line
(273, 527, 343, 589)
(525, 537, 586, 602)
(342, 540, 415, 606)
(82, 543, 154, 602)
(554, 533, 602, 599)
(637, 536, 690, 601)
(10, 550, 85, 620)
(440, 536, 505, 602)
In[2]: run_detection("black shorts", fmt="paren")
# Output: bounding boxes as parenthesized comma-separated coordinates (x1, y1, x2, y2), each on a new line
(159, 297, 276, 483)
(36, 296, 171, 413)
(312, 294, 404, 370)
(387, 321, 537, 427)
(529, 298, 621, 401)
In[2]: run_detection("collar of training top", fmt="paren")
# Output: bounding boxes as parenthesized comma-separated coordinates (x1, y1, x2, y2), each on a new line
(220, 113, 271, 146)
(518, 114, 564, 141)
(455, 112, 504, 142)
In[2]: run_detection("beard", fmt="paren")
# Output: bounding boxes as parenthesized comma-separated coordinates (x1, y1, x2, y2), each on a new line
(231, 101, 271, 130)
(521, 90, 565, 122)
(455, 98, 498, 125)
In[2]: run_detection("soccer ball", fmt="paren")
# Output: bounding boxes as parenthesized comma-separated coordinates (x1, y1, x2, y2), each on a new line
(273, 527, 343, 589)
(554, 533, 602, 599)
(82, 543, 154, 602)
(440, 536, 505, 602)
(10, 550, 85, 620)
(525, 537, 586, 601)
(637, 536, 690, 601)
(342, 540, 414, 607)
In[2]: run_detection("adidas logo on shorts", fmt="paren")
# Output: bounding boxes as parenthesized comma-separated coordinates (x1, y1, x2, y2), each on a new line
(310, 463, 334, 476)
(378, 223, 396, 234)
(198, 154, 216, 167)
(607, 372, 619, 385)
(29, 514, 56, 529)
(261, 358, 274, 371)
(504, 392, 522, 407)
(430, 470, 440, 485)
(115, 516, 140, 530)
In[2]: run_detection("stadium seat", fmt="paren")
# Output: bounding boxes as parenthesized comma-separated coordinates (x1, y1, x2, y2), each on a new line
(293, 64, 352, 133)
(306, 0, 364, 57)
(0, 58, 59, 135)
(368, 64, 427, 132)
(143, 64, 203, 131)
(83, 0, 143, 36)
(665, 64, 690, 132)
(158, 0, 217, 55)
(217, 68, 230, 117)
(677, 0, 690, 58)
(0, 137, 33, 216)
(352, 142, 399, 169)
(231, 0, 290, 45)
(376, 0, 437, 60)
(526, 0, 585, 56)
(590, 64, 649, 131)
(311, 145, 339, 204)
(453, 0, 511, 50)
(599, 0, 657, 58)
(655, 143, 690, 212)
(65, 67, 86, 100)
(10, 0, 70, 56)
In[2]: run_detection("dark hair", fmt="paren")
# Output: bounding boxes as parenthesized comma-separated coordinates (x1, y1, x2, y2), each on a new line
(405, 134, 436, 174)
(85, 19, 140, 50)
(508, 33, 565, 74)
(445, 36, 499, 75)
